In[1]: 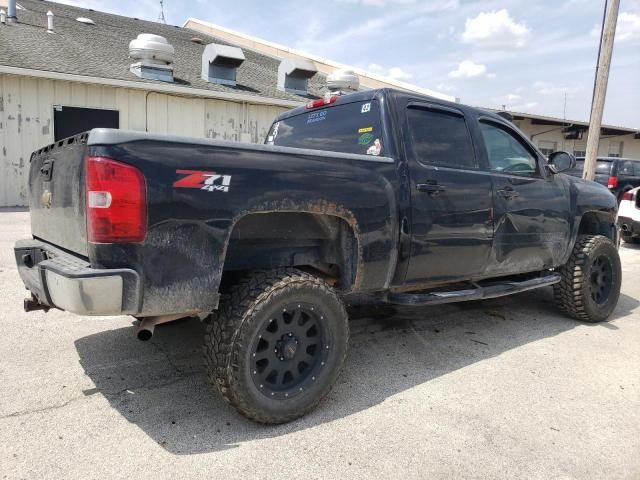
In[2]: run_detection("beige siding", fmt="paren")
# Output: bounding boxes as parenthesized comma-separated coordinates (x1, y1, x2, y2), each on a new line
(0, 73, 288, 206)
(514, 118, 640, 159)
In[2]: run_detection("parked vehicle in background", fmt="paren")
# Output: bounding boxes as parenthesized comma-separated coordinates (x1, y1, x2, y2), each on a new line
(14, 88, 621, 424)
(618, 186, 640, 244)
(569, 157, 640, 202)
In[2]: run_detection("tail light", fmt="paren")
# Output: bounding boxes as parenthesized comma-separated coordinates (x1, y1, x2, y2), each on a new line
(607, 176, 618, 189)
(306, 95, 337, 109)
(622, 191, 634, 201)
(85, 156, 147, 243)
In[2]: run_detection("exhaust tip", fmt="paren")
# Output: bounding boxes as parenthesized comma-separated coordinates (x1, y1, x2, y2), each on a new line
(137, 328, 153, 341)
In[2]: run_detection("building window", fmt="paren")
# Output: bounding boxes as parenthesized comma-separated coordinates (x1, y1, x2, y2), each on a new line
(573, 142, 586, 157)
(53, 106, 119, 141)
(608, 140, 623, 158)
(537, 140, 557, 157)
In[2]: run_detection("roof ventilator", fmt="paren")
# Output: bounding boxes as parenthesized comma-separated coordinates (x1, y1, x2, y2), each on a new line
(326, 69, 360, 95)
(201, 43, 245, 86)
(277, 58, 317, 95)
(129, 33, 175, 83)
(7, 0, 16, 23)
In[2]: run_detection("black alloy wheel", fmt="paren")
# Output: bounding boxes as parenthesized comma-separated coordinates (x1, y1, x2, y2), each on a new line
(250, 302, 329, 400)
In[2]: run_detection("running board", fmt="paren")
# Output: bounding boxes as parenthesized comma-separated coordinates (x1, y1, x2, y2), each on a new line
(382, 273, 561, 306)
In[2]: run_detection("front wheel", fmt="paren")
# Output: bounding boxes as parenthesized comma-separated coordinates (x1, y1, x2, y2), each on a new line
(553, 235, 621, 322)
(204, 268, 349, 424)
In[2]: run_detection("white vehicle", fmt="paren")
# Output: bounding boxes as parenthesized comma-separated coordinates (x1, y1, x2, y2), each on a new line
(618, 187, 640, 244)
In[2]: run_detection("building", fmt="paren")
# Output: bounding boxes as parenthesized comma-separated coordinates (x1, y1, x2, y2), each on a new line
(504, 111, 640, 159)
(187, 18, 640, 160)
(0, 0, 336, 206)
(1, 2, 638, 206)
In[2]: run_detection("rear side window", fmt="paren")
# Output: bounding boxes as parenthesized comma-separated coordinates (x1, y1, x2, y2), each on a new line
(406, 107, 476, 169)
(266, 100, 384, 156)
(596, 161, 613, 175)
(619, 161, 635, 176)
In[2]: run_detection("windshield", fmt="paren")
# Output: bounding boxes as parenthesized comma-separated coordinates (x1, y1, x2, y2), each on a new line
(266, 100, 385, 156)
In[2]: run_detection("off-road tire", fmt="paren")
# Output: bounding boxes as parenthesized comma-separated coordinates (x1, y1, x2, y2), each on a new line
(203, 268, 349, 424)
(553, 235, 621, 322)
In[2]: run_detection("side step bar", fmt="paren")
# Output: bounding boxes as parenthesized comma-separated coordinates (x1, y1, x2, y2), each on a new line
(382, 273, 561, 306)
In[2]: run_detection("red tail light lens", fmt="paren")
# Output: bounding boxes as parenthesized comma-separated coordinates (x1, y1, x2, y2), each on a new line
(622, 191, 634, 201)
(85, 156, 147, 243)
(306, 95, 337, 109)
(607, 176, 618, 189)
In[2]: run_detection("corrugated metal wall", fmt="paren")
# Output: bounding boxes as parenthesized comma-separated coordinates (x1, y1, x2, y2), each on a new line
(0, 73, 288, 206)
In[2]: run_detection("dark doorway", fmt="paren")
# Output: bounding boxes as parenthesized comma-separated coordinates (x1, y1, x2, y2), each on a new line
(53, 105, 119, 141)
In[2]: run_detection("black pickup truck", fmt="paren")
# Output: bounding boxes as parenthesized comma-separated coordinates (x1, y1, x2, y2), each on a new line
(15, 88, 621, 424)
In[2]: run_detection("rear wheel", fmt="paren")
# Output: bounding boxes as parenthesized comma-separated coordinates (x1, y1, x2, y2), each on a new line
(553, 235, 621, 322)
(204, 268, 349, 424)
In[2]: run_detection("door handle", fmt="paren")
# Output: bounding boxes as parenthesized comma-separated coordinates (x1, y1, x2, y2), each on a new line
(497, 186, 520, 198)
(416, 182, 446, 194)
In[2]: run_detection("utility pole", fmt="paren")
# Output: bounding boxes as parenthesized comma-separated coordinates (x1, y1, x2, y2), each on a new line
(583, 0, 619, 181)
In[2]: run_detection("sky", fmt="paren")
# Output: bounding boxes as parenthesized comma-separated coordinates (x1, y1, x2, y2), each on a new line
(57, 0, 640, 127)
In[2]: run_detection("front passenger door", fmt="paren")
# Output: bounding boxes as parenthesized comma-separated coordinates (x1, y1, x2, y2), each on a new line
(478, 120, 571, 275)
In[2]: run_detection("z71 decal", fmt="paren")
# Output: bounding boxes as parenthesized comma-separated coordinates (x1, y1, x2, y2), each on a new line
(173, 169, 232, 193)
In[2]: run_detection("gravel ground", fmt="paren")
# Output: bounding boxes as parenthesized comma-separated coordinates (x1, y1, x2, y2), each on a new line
(1, 209, 639, 479)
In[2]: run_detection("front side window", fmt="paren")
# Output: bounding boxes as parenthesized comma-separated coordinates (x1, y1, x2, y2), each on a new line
(480, 122, 539, 176)
(406, 107, 476, 169)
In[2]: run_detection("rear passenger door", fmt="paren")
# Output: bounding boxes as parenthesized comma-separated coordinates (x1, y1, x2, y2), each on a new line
(403, 104, 494, 284)
(476, 119, 571, 275)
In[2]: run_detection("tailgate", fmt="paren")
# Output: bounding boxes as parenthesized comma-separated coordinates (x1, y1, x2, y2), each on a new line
(29, 134, 89, 257)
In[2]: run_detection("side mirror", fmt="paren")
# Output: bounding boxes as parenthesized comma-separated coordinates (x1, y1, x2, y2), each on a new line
(547, 151, 576, 174)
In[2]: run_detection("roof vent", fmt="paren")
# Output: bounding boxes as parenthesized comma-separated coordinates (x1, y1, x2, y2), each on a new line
(129, 33, 175, 83)
(327, 69, 360, 94)
(76, 17, 95, 25)
(277, 58, 317, 95)
(201, 43, 245, 86)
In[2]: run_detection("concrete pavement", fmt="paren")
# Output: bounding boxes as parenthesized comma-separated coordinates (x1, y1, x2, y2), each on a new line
(1, 210, 639, 479)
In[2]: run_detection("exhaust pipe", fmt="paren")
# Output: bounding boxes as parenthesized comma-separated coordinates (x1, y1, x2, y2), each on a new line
(136, 313, 188, 341)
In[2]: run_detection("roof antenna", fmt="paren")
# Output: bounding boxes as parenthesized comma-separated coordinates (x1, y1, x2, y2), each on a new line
(157, 0, 166, 24)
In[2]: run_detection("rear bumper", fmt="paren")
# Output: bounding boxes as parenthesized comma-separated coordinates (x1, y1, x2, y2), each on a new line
(618, 216, 640, 237)
(14, 239, 140, 315)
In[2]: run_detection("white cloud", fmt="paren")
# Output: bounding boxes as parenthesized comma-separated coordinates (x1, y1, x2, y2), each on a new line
(388, 67, 413, 80)
(617, 12, 640, 42)
(461, 9, 530, 49)
(436, 83, 457, 92)
(511, 102, 538, 111)
(367, 64, 413, 80)
(448, 60, 494, 79)
(533, 81, 582, 96)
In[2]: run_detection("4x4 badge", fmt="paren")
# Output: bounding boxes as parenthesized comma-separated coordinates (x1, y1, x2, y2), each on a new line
(173, 169, 232, 193)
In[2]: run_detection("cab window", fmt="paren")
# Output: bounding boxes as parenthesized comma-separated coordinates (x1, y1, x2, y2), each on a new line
(406, 107, 477, 169)
(480, 121, 539, 176)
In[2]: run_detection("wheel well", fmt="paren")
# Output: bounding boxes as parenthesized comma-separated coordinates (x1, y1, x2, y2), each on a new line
(221, 212, 358, 291)
(578, 211, 615, 241)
